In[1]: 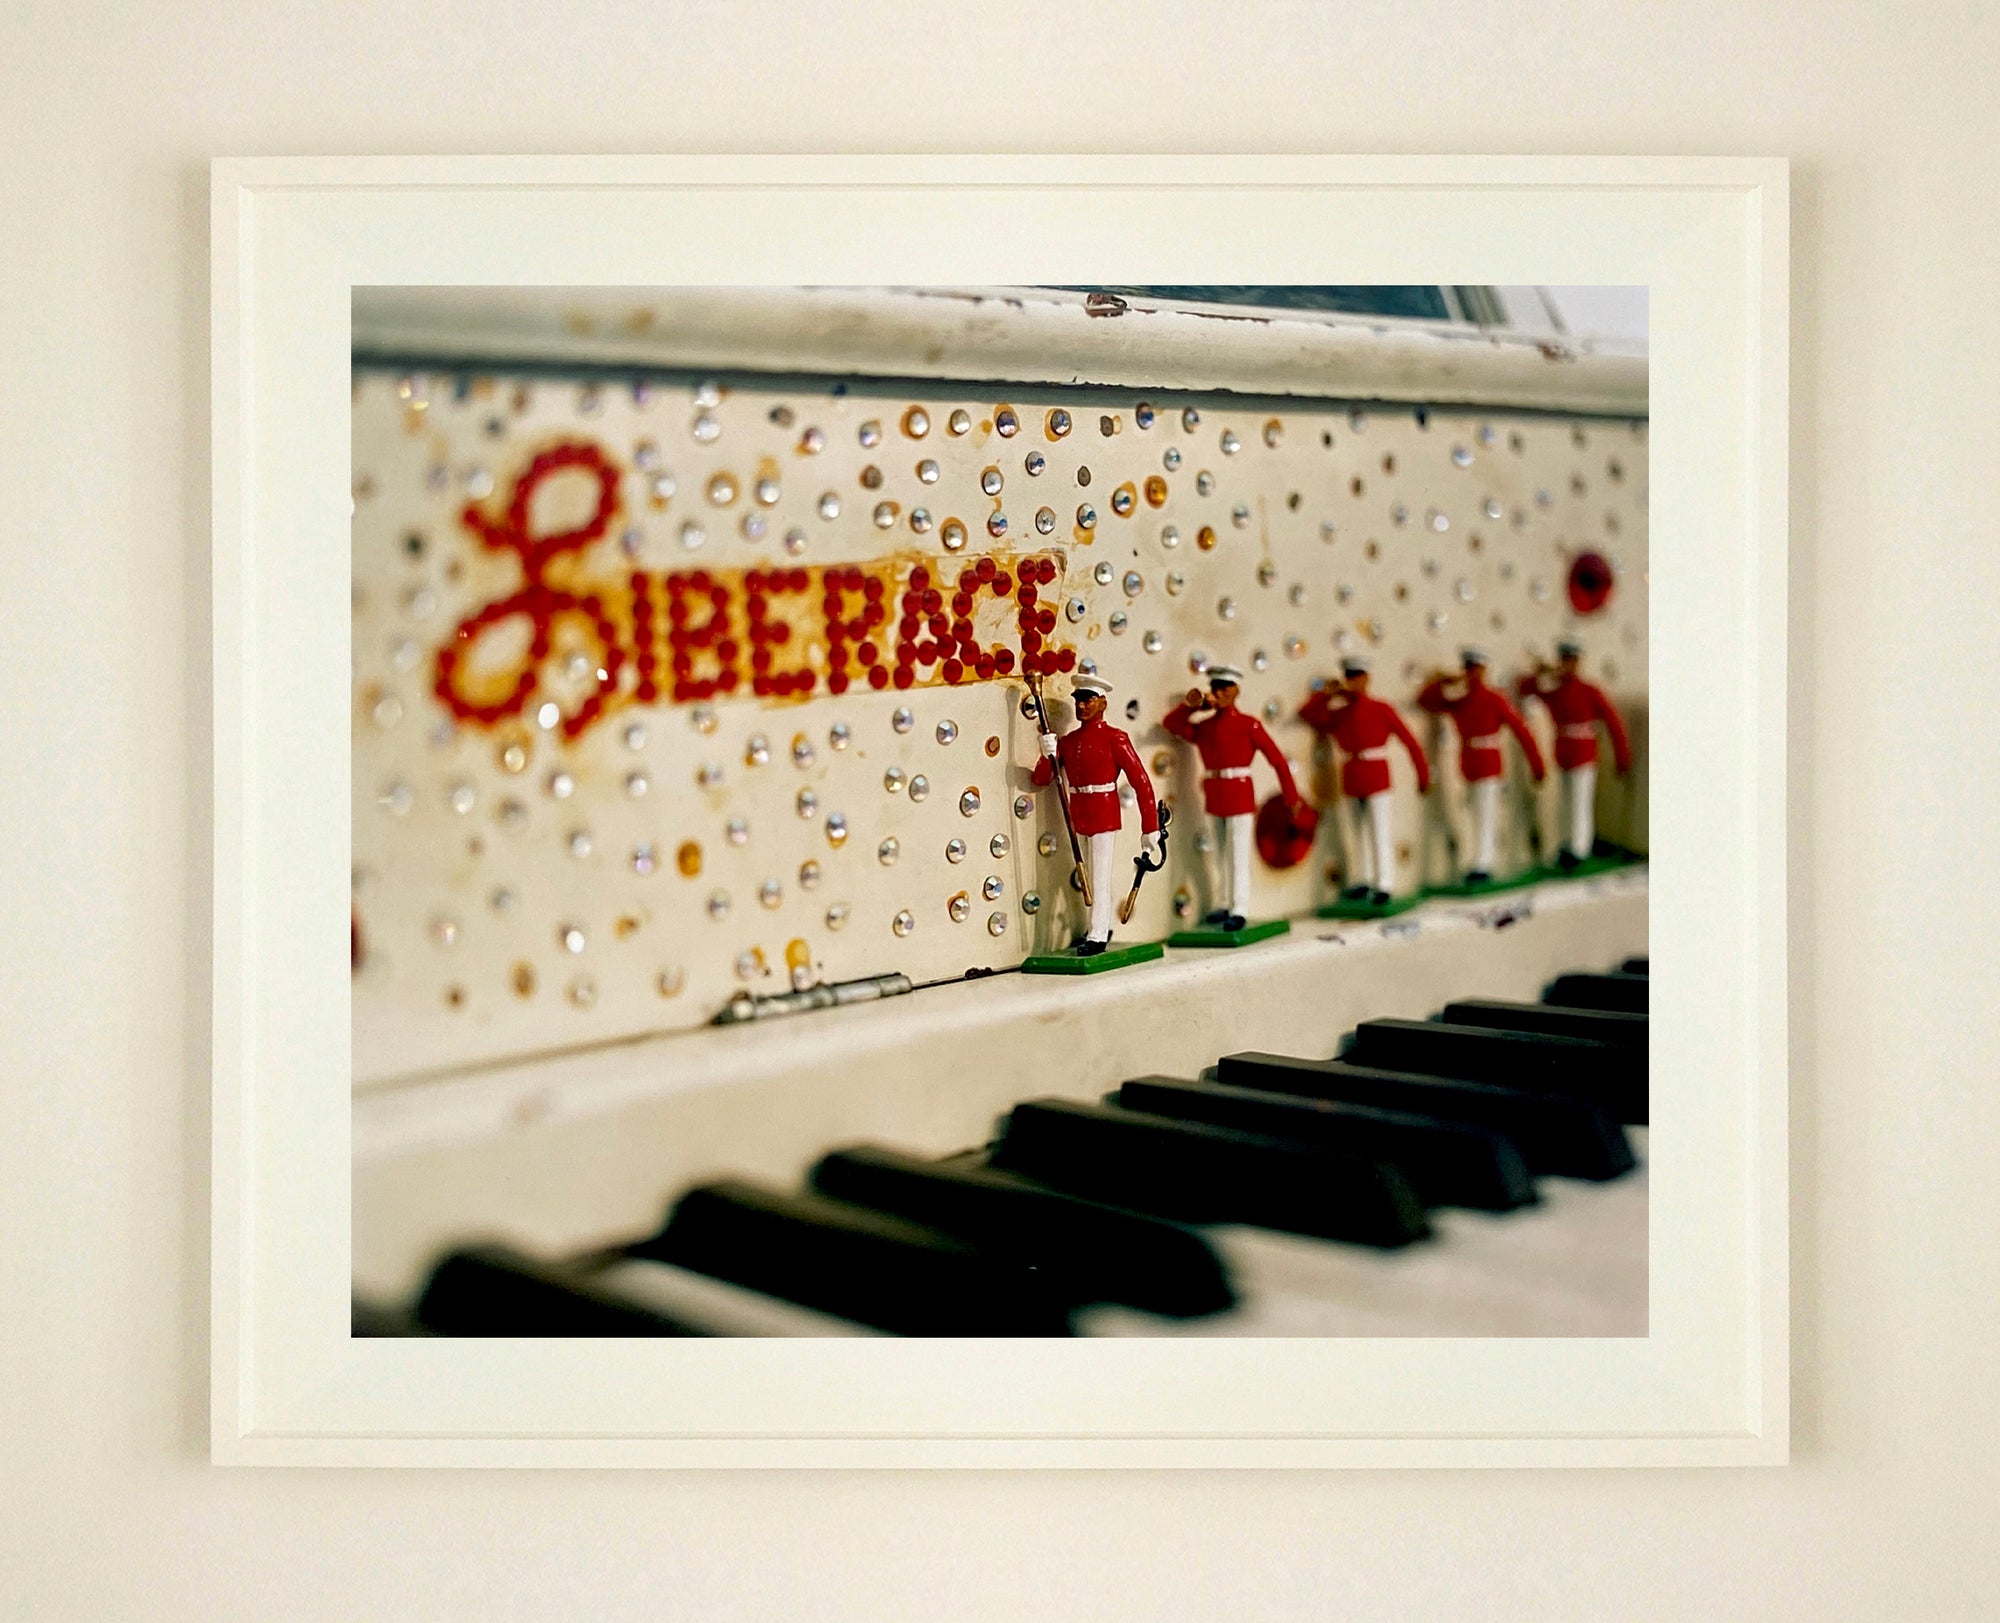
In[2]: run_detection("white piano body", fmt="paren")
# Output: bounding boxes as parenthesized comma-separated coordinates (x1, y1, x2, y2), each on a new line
(350, 285, 1650, 1333)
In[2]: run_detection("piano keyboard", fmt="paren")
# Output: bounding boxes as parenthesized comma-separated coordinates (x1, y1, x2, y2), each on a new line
(360, 936, 1647, 1339)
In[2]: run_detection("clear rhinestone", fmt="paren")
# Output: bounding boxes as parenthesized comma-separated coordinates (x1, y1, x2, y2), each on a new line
(982, 875, 1004, 901)
(1252, 648, 1271, 671)
(1181, 408, 1201, 431)
(1022, 892, 1042, 915)
(631, 844, 657, 875)
(935, 719, 959, 745)
(489, 886, 517, 913)
(706, 891, 730, 920)
(1109, 612, 1129, 634)
(873, 502, 898, 530)
(948, 893, 972, 924)
(726, 817, 749, 846)
(1142, 630, 1164, 654)
(1196, 471, 1214, 497)
(792, 735, 816, 767)
(995, 407, 1020, 437)
(625, 771, 649, 798)
(987, 912, 1008, 937)
(1163, 447, 1182, 471)
(1065, 596, 1087, 622)
(796, 788, 819, 819)
(536, 702, 562, 730)
(942, 519, 968, 552)
(1047, 408, 1072, 438)
(884, 767, 906, 795)
(742, 734, 770, 767)
(910, 507, 933, 534)
(733, 951, 761, 981)
(691, 413, 720, 443)
(826, 902, 850, 930)
(892, 909, 916, 937)
(959, 788, 982, 816)
(981, 467, 1004, 496)
(679, 520, 706, 551)
(798, 859, 822, 889)
(447, 781, 477, 815)
(817, 491, 841, 521)
(558, 923, 587, 954)
(909, 774, 931, 803)
(1034, 507, 1056, 535)
(783, 527, 807, 555)
(378, 781, 413, 816)
(1025, 451, 1046, 476)
(1076, 504, 1096, 530)
(946, 838, 967, 864)
(858, 419, 882, 448)
(878, 837, 900, 865)
(567, 975, 597, 1008)
(1220, 429, 1241, 455)
(567, 829, 593, 859)
(1164, 571, 1185, 596)
(826, 814, 849, 847)
(1014, 794, 1035, 820)
(755, 476, 781, 505)
(948, 409, 972, 436)
(917, 459, 940, 484)
(759, 878, 783, 909)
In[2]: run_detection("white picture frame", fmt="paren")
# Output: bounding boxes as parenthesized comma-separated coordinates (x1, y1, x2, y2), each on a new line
(211, 153, 1789, 1468)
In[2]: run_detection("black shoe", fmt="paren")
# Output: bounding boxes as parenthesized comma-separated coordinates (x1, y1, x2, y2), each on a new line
(1075, 937, 1109, 957)
(1339, 885, 1369, 902)
(1369, 890, 1392, 907)
(1202, 909, 1231, 926)
(1557, 849, 1581, 872)
(1222, 914, 1247, 932)
(1465, 869, 1492, 887)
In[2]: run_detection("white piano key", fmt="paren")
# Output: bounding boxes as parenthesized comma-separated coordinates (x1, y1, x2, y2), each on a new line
(590, 1258, 885, 1338)
(1081, 1133, 1646, 1338)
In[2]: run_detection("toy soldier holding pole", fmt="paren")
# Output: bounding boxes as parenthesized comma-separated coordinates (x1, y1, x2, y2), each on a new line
(1417, 647, 1546, 886)
(1517, 636, 1632, 870)
(1300, 655, 1432, 905)
(1031, 672, 1160, 955)
(1162, 664, 1308, 931)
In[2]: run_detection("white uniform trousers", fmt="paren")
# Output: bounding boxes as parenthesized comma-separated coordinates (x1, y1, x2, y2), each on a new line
(1468, 777, 1501, 873)
(1559, 762, 1598, 859)
(1085, 828, 1118, 941)
(1211, 812, 1253, 917)
(1346, 792, 1397, 894)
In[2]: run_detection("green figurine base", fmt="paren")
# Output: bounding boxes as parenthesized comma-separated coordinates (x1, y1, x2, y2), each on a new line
(1428, 869, 1549, 899)
(1021, 940, 1167, 975)
(1165, 919, 1291, 949)
(1315, 893, 1423, 921)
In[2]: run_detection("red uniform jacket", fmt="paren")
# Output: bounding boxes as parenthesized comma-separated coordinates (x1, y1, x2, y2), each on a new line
(1417, 676, 1546, 783)
(1517, 672, 1632, 773)
(1162, 702, 1303, 817)
(1031, 717, 1160, 838)
(1300, 688, 1432, 799)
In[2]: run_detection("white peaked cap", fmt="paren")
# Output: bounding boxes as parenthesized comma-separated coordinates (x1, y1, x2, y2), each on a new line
(1340, 655, 1372, 676)
(1556, 636, 1584, 658)
(1070, 673, 1114, 698)
(1459, 645, 1490, 666)
(1206, 663, 1244, 685)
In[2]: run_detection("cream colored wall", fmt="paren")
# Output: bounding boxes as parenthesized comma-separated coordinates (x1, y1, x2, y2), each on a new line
(2, 3, 1995, 1619)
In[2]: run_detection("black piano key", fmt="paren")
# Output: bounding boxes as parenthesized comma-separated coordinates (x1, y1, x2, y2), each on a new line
(809, 1144, 1235, 1318)
(1543, 970, 1649, 1013)
(415, 1244, 706, 1336)
(638, 1180, 1074, 1337)
(989, 1098, 1431, 1247)
(1440, 997, 1646, 1051)
(1619, 956, 1649, 976)
(1114, 1076, 1536, 1212)
(1213, 1053, 1635, 1181)
(1346, 1017, 1647, 1125)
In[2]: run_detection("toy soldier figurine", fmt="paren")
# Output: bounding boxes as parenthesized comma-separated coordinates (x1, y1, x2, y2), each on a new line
(1032, 673, 1161, 955)
(1300, 655, 1432, 905)
(1517, 636, 1632, 870)
(1163, 665, 1307, 931)
(1417, 647, 1547, 885)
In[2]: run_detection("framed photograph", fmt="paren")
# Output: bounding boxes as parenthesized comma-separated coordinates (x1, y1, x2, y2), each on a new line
(212, 154, 1788, 1466)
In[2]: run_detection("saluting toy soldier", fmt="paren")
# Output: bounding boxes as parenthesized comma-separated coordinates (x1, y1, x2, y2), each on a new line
(1163, 664, 1307, 931)
(1300, 655, 1432, 905)
(1417, 647, 1547, 885)
(1032, 673, 1161, 955)
(1517, 636, 1633, 870)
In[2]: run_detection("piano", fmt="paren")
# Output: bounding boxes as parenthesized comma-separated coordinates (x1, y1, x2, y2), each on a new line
(348, 283, 1650, 1341)
(356, 875, 1648, 1337)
